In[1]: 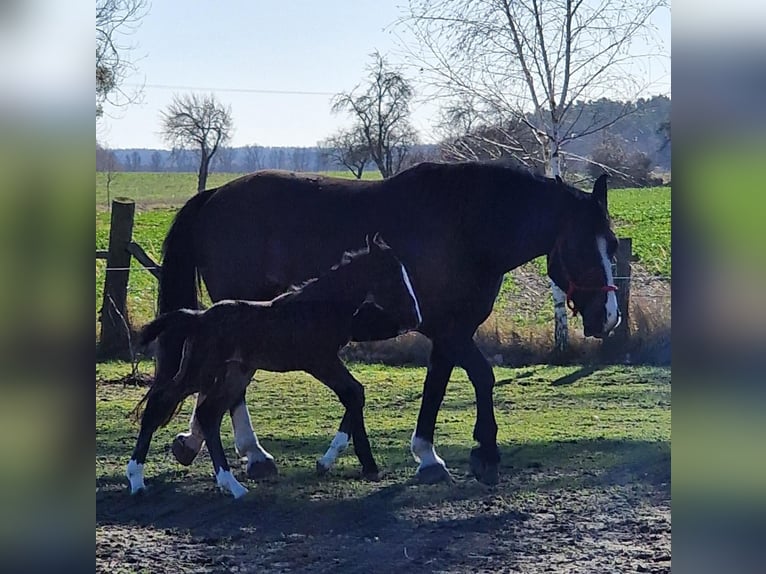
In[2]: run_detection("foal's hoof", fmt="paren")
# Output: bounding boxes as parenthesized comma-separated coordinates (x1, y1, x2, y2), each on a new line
(415, 463, 453, 484)
(246, 458, 279, 479)
(171, 436, 199, 466)
(316, 460, 331, 476)
(469, 449, 499, 486)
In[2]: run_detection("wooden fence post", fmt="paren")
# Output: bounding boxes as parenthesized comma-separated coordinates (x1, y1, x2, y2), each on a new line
(603, 237, 632, 357)
(98, 198, 135, 360)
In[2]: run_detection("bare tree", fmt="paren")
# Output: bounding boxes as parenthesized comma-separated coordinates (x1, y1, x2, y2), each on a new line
(401, 0, 668, 352)
(319, 128, 371, 179)
(97, 143, 121, 207)
(161, 93, 234, 192)
(402, 0, 667, 175)
(96, 0, 148, 118)
(331, 52, 418, 178)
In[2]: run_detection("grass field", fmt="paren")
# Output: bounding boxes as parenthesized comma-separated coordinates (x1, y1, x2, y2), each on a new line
(95, 171, 670, 334)
(96, 360, 670, 572)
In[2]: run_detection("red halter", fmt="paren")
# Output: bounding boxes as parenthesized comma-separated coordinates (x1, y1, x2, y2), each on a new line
(550, 233, 618, 317)
(565, 283, 618, 317)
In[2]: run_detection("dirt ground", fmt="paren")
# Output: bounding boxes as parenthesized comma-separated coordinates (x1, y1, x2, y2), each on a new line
(97, 455, 670, 573)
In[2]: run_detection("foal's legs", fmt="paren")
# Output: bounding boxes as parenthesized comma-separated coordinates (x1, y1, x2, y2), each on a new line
(411, 340, 455, 483)
(316, 411, 351, 474)
(310, 359, 379, 480)
(172, 389, 278, 479)
(171, 393, 206, 466)
(126, 389, 182, 494)
(195, 365, 251, 499)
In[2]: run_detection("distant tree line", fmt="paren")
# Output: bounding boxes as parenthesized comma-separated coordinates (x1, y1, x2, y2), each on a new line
(101, 94, 669, 184)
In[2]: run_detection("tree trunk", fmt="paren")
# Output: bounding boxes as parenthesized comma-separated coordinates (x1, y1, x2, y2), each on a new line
(197, 152, 210, 192)
(548, 129, 569, 354)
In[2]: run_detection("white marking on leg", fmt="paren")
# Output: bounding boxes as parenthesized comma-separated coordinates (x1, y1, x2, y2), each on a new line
(400, 264, 423, 325)
(411, 433, 446, 471)
(318, 431, 350, 470)
(231, 401, 274, 465)
(215, 468, 248, 499)
(126, 459, 146, 494)
(596, 236, 620, 333)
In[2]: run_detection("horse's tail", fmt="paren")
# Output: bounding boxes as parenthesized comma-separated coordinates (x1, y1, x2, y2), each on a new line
(155, 189, 216, 383)
(133, 309, 201, 426)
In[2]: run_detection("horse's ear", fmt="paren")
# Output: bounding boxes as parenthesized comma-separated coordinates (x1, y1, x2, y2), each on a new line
(555, 175, 563, 184)
(365, 234, 375, 252)
(592, 174, 608, 211)
(372, 232, 389, 250)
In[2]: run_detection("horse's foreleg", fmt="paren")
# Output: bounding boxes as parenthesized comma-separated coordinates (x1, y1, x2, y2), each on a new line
(411, 341, 455, 484)
(316, 411, 351, 474)
(229, 387, 279, 480)
(457, 340, 500, 485)
(171, 393, 206, 466)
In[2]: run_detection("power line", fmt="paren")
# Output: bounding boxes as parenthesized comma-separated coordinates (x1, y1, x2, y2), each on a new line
(126, 83, 336, 97)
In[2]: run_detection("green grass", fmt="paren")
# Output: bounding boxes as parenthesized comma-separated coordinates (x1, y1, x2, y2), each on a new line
(96, 361, 670, 496)
(96, 170, 382, 208)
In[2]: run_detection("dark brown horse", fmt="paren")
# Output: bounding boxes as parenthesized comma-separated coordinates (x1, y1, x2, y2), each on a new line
(156, 162, 620, 485)
(128, 235, 421, 498)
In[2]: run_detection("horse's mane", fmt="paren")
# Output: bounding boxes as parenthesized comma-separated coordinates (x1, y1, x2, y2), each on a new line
(391, 160, 590, 201)
(271, 246, 370, 304)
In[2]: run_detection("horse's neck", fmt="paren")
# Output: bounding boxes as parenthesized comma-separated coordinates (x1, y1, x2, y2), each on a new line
(468, 182, 572, 274)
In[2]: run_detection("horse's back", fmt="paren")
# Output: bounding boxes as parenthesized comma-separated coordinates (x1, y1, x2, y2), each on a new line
(195, 172, 381, 301)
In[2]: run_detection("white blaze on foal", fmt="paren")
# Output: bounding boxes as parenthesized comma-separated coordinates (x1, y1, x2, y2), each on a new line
(400, 264, 423, 325)
(318, 431, 350, 471)
(596, 236, 620, 333)
(126, 459, 146, 494)
(411, 433, 446, 472)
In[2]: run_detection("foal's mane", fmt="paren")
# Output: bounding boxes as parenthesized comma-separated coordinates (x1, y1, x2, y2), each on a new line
(270, 246, 371, 304)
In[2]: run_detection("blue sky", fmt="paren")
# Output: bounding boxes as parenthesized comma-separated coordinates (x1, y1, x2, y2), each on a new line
(97, 0, 671, 150)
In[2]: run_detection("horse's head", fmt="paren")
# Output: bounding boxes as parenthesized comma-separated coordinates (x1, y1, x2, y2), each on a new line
(547, 175, 621, 338)
(359, 233, 422, 334)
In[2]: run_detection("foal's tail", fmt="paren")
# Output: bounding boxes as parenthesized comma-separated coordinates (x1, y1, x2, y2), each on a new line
(139, 309, 201, 348)
(132, 309, 202, 426)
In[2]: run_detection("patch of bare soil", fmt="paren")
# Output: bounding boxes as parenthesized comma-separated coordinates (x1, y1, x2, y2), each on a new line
(97, 466, 670, 573)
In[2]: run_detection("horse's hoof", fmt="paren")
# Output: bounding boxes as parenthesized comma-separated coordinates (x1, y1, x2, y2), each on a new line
(362, 468, 381, 482)
(469, 449, 499, 486)
(415, 463, 453, 484)
(316, 460, 331, 475)
(171, 436, 199, 466)
(247, 458, 279, 479)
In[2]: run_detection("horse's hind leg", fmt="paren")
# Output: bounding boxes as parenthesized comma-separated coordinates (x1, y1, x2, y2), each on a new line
(229, 386, 279, 479)
(171, 393, 206, 466)
(316, 411, 351, 474)
(127, 390, 181, 494)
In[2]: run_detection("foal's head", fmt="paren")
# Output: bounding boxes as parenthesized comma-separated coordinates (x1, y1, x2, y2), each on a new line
(352, 233, 422, 334)
(547, 175, 621, 338)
